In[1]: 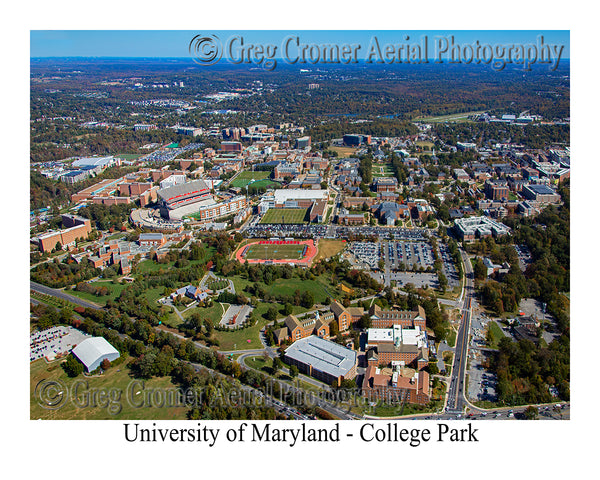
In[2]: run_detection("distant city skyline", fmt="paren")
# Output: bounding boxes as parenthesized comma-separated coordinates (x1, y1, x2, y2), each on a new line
(30, 30, 569, 59)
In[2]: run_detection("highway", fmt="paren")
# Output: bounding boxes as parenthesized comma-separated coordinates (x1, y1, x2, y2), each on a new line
(445, 248, 474, 414)
(30, 280, 102, 310)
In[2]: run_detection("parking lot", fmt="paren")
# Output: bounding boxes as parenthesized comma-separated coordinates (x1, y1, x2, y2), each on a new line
(347, 241, 380, 269)
(219, 304, 253, 329)
(383, 241, 435, 270)
(438, 243, 460, 288)
(30, 326, 90, 362)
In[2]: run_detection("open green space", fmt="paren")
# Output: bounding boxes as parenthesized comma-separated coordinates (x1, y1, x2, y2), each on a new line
(212, 322, 262, 351)
(372, 165, 395, 177)
(265, 277, 336, 304)
(230, 171, 270, 188)
(106, 232, 126, 241)
(329, 146, 358, 158)
(68, 281, 127, 306)
(260, 208, 308, 224)
(487, 321, 505, 349)
(183, 301, 227, 326)
(244, 243, 307, 260)
(248, 178, 282, 190)
(30, 356, 188, 420)
(446, 329, 457, 348)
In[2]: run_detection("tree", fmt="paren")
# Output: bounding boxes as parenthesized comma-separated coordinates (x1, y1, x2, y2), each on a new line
(438, 272, 448, 293)
(289, 365, 299, 378)
(272, 357, 283, 375)
(358, 314, 372, 330)
(63, 354, 84, 377)
(524, 406, 539, 420)
(265, 306, 278, 322)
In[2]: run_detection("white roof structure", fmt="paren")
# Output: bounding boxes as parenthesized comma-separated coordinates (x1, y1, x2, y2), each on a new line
(367, 325, 427, 348)
(285, 336, 356, 379)
(72, 337, 120, 372)
(72, 156, 114, 168)
(272, 189, 328, 203)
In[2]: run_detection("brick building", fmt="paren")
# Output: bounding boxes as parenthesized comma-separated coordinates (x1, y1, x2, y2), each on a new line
(362, 366, 430, 405)
(368, 305, 427, 329)
(36, 215, 92, 253)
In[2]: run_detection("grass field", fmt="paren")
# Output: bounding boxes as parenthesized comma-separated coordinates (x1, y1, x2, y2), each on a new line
(230, 171, 270, 188)
(329, 146, 358, 158)
(244, 243, 307, 260)
(30, 357, 188, 420)
(372, 165, 395, 177)
(487, 321, 505, 349)
(68, 281, 126, 306)
(260, 208, 307, 224)
(313, 239, 347, 263)
(248, 178, 282, 190)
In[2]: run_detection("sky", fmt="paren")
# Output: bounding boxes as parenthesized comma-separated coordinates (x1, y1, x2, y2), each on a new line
(30, 30, 570, 59)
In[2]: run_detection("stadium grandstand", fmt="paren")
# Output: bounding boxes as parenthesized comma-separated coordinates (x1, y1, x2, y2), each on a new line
(157, 179, 211, 219)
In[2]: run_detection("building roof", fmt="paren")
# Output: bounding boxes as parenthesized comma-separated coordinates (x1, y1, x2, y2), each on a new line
(71, 337, 119, 371)
(157, 178, 210, 203)
(72, 156, 114, 168)
(272, 189, 328, 203)
(285, 335, 356, 378)
(525, 184, 556, 195)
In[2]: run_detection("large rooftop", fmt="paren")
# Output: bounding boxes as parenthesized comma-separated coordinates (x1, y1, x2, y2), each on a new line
(285, 335, 356, 378)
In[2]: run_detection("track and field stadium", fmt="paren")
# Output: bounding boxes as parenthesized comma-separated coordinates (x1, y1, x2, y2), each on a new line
(235, 240, 317, 266)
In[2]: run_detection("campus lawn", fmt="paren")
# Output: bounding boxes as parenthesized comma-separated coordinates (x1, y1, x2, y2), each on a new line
(260, 208, 308, 224)
(67, 281, 126, 306)
(30, 356, 189, 420)
(183, 301, 229, 326)
(135, 259, 176, 274)
(266, 277, 337, 304)
(329, 146, 357, 158)
(211, 322, 262, 351)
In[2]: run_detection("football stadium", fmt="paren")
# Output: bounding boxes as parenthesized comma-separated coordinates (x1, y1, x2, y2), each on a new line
(235, 240, 318, 266)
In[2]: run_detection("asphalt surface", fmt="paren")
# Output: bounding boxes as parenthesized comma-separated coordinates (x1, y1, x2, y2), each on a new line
(445, 248, 474, 414)
(30, 280, 102, 310)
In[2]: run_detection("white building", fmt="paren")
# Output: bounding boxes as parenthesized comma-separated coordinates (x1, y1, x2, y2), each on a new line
(71, 337, 120, 372)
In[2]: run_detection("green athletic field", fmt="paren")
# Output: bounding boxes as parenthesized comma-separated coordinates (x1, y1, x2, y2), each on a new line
(260, 208, 307, 224)
(230, 171, 270, 188)
(244, 243, 306, 260)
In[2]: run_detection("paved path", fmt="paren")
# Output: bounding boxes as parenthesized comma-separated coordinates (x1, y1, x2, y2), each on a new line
(30, 281, 102, 310)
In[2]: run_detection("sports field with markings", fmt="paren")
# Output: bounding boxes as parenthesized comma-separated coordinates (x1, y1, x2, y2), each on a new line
(259, 208, 307, 224)
(243, 243, 307, 260)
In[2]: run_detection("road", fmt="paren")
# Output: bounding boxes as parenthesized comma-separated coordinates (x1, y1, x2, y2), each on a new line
(445, 248, 474, 414)
(30, 280, 102, 310)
